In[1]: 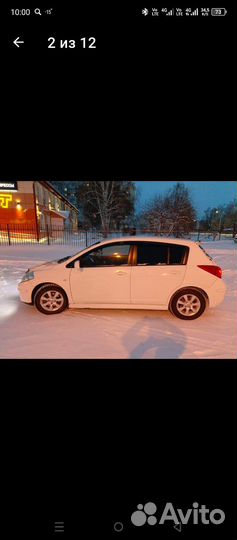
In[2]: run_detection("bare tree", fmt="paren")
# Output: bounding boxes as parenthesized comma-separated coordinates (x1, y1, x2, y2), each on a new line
(91, 181, 117, 234)
(76, 181, 135, 235)
(138, 182, 196, 236)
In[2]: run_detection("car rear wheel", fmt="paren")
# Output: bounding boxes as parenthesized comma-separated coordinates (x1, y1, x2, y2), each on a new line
(34, 285, 68, 315)
(169, 289, 206, 320)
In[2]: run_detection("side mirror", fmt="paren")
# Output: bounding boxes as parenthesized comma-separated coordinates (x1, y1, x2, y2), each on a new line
(74, 260, 80, 269)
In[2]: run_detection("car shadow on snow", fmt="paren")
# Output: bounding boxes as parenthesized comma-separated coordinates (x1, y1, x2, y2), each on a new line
(122, 312, 186, 359)
(5, 302, 185, 360)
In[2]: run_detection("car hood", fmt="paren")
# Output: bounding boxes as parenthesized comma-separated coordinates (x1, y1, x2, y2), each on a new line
(29, 260, 59, 272)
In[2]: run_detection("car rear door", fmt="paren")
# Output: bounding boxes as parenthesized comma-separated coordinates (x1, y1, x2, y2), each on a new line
(131, 242, 188, 305)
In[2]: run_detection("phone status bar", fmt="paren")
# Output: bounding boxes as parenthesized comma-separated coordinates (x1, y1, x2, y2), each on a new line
(140, 7, 228, 17)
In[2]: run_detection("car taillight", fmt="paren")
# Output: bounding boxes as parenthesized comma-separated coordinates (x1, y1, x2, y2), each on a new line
(197, 265, 222, 278)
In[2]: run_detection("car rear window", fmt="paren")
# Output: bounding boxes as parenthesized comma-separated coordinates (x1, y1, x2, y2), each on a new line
(137, 243, 188, 265)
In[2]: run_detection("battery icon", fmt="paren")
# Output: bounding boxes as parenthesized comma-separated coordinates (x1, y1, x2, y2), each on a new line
(211, 8, 227, 16)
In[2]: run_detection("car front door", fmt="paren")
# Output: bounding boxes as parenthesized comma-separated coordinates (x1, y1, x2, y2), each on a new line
(69, 242, 133, 304)
(131, 242, 188, 305)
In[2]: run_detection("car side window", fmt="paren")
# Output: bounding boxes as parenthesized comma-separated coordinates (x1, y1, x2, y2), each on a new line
(169, 244, 188, 264)
(80, 243, 131, 268)
(137, 243, 168, 265)
(136, 243, 189, 265)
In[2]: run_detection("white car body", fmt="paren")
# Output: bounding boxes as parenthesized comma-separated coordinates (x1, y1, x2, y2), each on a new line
(18, 237, 226, 317)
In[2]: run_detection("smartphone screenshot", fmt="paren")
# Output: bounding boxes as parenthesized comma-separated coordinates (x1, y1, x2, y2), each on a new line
(0, 3, 236, 539)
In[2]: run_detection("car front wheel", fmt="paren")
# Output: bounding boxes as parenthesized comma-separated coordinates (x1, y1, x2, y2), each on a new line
(169, 289, 206, 320)
(34, 284, 68, 315)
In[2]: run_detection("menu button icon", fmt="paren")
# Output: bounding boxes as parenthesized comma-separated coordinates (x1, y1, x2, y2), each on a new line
(54, 521, 64, 533)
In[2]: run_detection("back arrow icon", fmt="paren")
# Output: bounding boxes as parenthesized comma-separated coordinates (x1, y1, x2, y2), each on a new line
(174, 522, 182, 532)
(13, 37, 24, 48)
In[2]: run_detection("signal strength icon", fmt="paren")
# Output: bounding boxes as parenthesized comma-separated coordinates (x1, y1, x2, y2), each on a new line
(166, 9, 173, 16)
(190, 8, 198, 16)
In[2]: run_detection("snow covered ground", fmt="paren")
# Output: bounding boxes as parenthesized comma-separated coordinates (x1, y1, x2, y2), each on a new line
(0, 241, 236, 359)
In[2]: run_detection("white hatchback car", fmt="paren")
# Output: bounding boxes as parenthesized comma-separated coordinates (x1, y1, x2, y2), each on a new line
(18, 237, 226, 320)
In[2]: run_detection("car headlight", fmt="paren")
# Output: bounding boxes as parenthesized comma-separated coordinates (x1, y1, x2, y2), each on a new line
(21, 271, 35, 283)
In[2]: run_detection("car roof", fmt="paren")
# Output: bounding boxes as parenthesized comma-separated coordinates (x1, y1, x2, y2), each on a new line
(95, 236, 196, 247)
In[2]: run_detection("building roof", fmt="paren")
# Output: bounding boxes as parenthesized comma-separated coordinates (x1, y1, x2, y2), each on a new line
(37, 181, 79, 214)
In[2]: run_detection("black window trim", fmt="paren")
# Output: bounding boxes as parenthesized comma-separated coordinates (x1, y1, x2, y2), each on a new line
(66, 241, 189, 268)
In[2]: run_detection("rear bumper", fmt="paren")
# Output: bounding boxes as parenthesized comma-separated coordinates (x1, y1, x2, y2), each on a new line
(208, 279, 227, 307)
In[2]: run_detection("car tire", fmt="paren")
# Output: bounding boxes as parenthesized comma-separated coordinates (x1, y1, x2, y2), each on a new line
(169, 288, 206, 320)
(34, 284, 68, 315)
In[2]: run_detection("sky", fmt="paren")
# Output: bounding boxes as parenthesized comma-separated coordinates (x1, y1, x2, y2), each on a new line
(135, 181, 237, 218)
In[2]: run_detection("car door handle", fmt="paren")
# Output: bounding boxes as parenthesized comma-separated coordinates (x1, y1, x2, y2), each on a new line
(116, 270, 127, 276)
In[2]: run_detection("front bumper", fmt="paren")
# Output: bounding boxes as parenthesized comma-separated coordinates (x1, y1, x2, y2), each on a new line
(18, 281, 34, 304)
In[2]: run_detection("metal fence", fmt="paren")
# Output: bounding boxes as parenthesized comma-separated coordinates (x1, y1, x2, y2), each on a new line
(0, 224, 235, 247)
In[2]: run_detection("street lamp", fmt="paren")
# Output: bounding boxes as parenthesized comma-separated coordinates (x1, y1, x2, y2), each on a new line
(215, 210, 223, 239)
(193, 219, 199, 228)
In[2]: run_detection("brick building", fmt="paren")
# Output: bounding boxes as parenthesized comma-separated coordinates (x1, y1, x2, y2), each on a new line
(0, 181, 79, 235)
